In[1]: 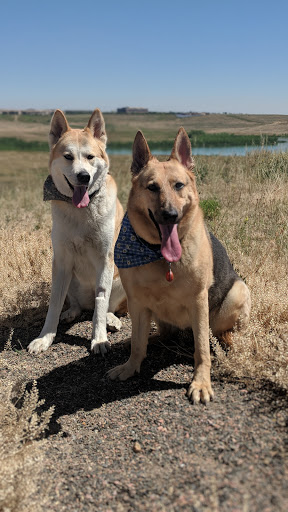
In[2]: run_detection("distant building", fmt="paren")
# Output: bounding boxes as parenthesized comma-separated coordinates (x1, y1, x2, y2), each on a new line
(117, 107, 149, 114)
(0, 109, 21, 115)
(0, 109, 53, 115)
(175, 111, 210, 118)
(21, 109, 53, 115)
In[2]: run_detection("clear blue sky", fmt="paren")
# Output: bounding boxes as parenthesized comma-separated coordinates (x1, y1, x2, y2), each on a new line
(1, 0, 287, 114)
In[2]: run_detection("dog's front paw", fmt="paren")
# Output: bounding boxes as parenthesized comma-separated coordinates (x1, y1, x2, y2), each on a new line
(107, 360, 139, 381)
(91, 339, 111, 355)
(187, 378, 214, 405)
(28, 334, 55, 354)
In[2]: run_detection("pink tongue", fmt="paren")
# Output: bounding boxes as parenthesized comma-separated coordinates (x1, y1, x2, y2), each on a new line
(72, 186, 90, 208)
(159, 224, 182, 262)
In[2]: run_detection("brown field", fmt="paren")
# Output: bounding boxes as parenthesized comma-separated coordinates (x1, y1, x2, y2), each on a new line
(0, 132, 287, 509)
(1, 148, 287, 386)
(1, 112, 288, 143)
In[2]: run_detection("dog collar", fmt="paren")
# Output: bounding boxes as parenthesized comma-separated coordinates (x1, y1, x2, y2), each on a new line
(114, 212, 163, 268)
(43, 175, 99, 203)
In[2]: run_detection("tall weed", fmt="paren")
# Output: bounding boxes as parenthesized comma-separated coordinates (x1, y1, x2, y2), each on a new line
(0, 380, 54, 511)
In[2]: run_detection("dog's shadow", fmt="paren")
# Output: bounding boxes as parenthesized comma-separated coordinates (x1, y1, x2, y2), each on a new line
(29, 334, 194, 436)
(2, 307, 195, 436)
(0, 306, 99, 351)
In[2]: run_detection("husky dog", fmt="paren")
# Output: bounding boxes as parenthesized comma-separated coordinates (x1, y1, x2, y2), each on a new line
(28, 109, 125, 355)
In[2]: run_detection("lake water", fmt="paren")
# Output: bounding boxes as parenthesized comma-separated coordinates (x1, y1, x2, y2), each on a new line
(107, 139, 288, 156)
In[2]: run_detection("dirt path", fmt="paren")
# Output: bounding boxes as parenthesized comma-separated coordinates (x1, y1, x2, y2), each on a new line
(1, 315, 287, 511)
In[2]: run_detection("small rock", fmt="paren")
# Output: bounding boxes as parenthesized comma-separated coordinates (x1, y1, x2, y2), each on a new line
(133, 441, 142, 453)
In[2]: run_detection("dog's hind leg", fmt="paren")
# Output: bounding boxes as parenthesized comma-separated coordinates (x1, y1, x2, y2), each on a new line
(60, 278, 82, 323)
(210, 280, 251, 342)
(105, 275, 127, 332)
(60, 302, 81, 323)
(108, 276, 126, 314)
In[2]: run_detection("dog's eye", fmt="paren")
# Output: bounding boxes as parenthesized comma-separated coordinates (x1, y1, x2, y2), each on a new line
(147, 183, 160, 192)
(175, 182, 184, 191)
(87, 155, 94, 160)
(64, 154, 73, 161)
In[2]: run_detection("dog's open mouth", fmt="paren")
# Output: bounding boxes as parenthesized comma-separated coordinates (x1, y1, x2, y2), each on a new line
(148, 209, 182, 262)
(64, 176, 90, 208)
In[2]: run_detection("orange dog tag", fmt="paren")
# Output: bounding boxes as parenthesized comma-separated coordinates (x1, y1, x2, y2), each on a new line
(166, 263, 174, 282)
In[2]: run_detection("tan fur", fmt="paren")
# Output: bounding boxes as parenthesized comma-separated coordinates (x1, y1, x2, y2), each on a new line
(210, 279, 251, 337)
(28, 109, 126, 355)
(108, 128, 250, 404)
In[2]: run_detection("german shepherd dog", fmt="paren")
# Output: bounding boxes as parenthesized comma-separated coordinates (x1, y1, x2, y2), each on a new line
(109, 128, 251, 404)
(28, 109, 125, 355)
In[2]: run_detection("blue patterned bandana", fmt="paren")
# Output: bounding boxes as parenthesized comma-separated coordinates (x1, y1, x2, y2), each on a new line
(114, 212, 163, 268)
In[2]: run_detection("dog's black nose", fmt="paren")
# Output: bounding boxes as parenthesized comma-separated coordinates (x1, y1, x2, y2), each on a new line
(77, 171, 90, 185)
(161, 208, 178, 223)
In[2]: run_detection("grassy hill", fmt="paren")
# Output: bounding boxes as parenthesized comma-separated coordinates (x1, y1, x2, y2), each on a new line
(0, 112, 288, 145)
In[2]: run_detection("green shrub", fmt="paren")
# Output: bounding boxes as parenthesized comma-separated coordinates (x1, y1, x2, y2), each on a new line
(0, 138, 49, 151)
(200, 198, 221, 220)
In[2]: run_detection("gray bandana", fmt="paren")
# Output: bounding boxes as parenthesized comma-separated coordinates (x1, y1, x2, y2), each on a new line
(43, 175, 72, 203)
(43, 174, 102, 204)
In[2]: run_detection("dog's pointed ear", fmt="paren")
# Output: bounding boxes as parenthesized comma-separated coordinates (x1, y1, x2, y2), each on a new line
(170, 128, 194, 171)
(49, 110, 70, 149)
(131, 131, 152, 175)
(86, 109, 107, 146)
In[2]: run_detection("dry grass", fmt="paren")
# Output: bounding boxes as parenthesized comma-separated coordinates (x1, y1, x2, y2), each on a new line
(0, 120, 49, 141)
(1, 151, 287, 390)
(0, 152, 52, 325)
(0, 148, 287, 510)
(195, 151, 288, 388)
